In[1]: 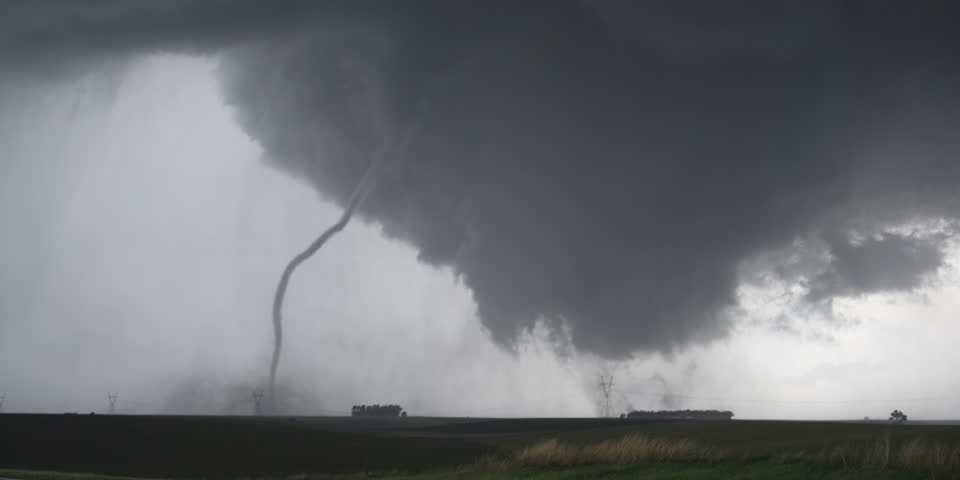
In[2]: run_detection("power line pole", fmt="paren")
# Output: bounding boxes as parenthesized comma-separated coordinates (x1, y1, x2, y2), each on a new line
(0, 393, 5, 413)
(599, 375, 614, 418)
(252, 390, 264, 416)
(107, 392, 118, 415)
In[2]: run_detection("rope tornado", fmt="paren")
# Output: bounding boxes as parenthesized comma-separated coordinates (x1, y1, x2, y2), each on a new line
(268, 157, 380, 404)
(267, 90, 432, 410)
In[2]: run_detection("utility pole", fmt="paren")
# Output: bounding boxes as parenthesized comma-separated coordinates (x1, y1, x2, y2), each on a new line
(0, 393, 5, 413)
(599, 375, 614, 418)
(107, 392, 118, 415)
(252, 390, 264, 416)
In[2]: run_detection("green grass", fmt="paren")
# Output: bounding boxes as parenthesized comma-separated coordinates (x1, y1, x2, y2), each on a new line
(0, 469, 165, 480)
(3, 462, 945, 480)
(2, 414, 959, 479)
(370, 462, 939, 480)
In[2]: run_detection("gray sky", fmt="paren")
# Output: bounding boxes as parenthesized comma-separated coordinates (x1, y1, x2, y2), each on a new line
(1, 2, 959, 419)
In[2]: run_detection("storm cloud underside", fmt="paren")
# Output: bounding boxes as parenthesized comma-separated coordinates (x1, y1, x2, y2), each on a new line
(4, 1, 959, 359)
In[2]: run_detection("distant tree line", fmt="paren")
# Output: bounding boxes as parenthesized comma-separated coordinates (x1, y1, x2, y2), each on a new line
(351, 404, 405, 417)
(621, 409, 734, 420)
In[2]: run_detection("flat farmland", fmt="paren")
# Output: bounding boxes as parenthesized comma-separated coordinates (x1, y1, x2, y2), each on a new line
(2, 414, 959, 479)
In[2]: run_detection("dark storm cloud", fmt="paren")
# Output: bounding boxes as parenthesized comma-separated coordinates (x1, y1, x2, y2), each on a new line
(807, 233, 947, 301)
(5, 1, 960, 359)
(1, 1, 310, 60)
(1, 1, 393, 84)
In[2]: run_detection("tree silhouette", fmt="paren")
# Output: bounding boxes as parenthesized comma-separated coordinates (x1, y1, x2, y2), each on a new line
(889, 409, 908, 424)
(623, 409, 734, 420)
(351, 404, 404, 417)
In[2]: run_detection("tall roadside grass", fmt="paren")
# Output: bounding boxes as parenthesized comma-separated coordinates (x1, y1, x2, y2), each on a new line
(477, 434, 723, 471)
(479, 433, 960, 474)
(808, 434, 960, 471)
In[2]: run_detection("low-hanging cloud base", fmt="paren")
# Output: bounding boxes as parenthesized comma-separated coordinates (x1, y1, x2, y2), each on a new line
(4, 0, 959, 361)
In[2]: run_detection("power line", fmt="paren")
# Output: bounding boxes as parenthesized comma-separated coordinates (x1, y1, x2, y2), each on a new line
(599, 375, 615, 418)
(107, 392, 118, 414)
(252, 390, 265, 416)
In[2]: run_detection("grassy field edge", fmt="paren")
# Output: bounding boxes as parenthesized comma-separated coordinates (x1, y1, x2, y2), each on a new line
(1, 460, 947, 480)
(4, 415, 959, 479)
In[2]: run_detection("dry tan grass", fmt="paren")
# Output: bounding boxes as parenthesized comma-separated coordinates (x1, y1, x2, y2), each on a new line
(498, 434, 722, 468)
(487, 433, 960, 473)
(890, 438, 960, 470)
(514, 438, 583, 466)
(794, 434, 960, 472)
(580, 434, 723, 464)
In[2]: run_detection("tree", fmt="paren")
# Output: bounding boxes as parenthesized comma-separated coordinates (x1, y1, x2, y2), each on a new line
(625, 409, 734, 420)
(889, 410, 908, 424)
(351, 404, 405, 417)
